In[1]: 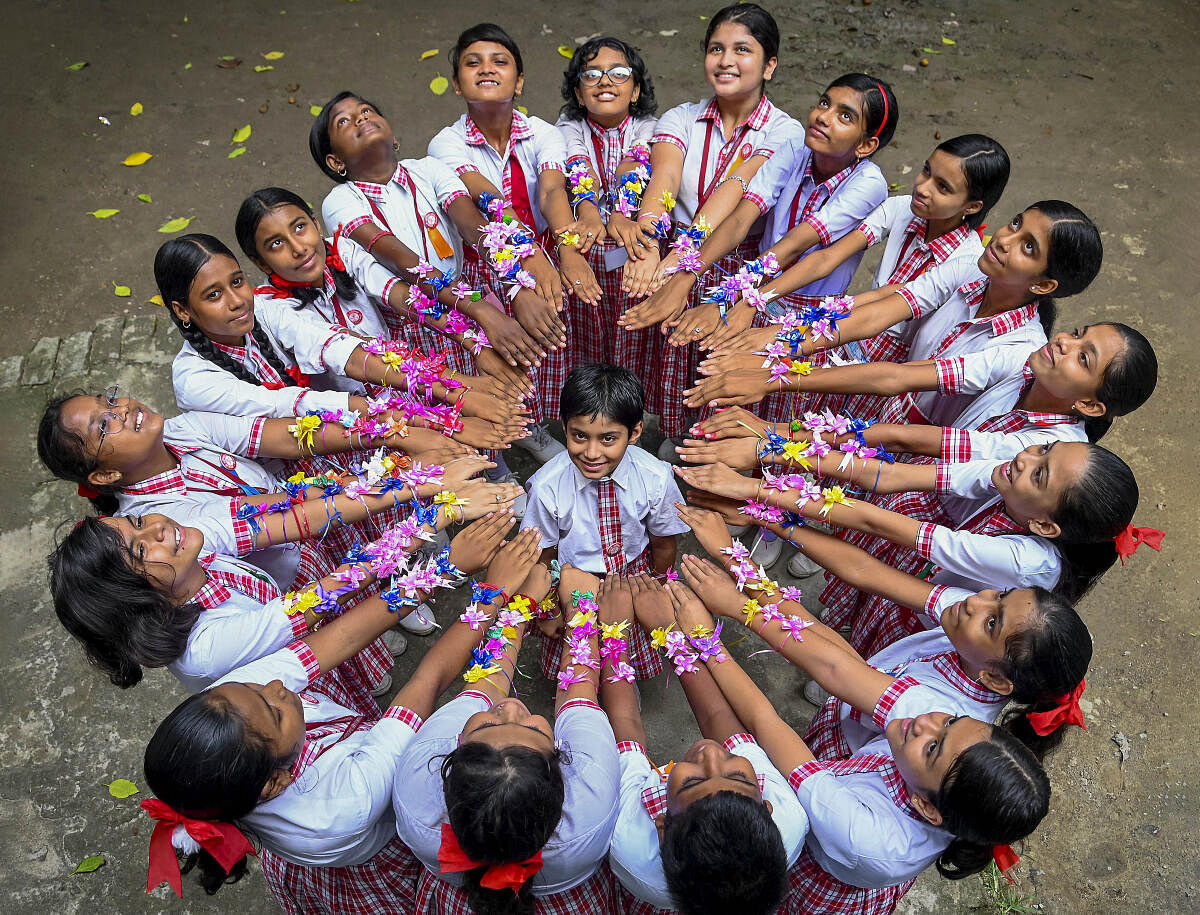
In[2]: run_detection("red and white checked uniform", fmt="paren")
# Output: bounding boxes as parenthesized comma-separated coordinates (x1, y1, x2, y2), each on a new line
(413, 860, 622, 914)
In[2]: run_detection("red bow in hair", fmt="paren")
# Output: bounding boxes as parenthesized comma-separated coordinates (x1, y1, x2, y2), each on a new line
(1114, 523, 1165, 565)
(77, 482, 101, 499)
(992, 844, 1020, 884)
(327, 225, 348, 274)
(437, 823, 544, 893)
(140, 798, 256, 898)
(1026, 678, 1087, 737)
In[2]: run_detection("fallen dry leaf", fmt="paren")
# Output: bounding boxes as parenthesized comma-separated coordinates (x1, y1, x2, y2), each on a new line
(129, 101, 144, 117)
(254, 64, 274, 72)
(420, 49, 438, 60)
(217, 56, 242, 69)
(89, 209, 120, 219)
(123, 152, 153, 166)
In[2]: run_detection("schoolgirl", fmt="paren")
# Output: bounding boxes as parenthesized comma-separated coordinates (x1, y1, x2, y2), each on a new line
(159, 234, 529, 452)
(674, 441, 1153, 658)
(137, 514, 520, 912)
(555, 37, 660, 376)
(427, 22, 577, 435)
(666, 557, 1075, 915)
(614, 2, 801, 445)
(394, 562, 622, 914)
(601, 574, 804, 914)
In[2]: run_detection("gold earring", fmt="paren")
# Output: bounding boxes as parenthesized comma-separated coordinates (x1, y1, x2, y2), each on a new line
(393, 140, 400, 153)
(337, 166, 348, 177)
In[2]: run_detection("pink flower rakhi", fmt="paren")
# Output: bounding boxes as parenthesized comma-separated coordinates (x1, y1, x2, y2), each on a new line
(557, 666, 589, 690)
(779, 615, 813, 643)
(606, 661, 636, 683)
(459, 606, 490, 630)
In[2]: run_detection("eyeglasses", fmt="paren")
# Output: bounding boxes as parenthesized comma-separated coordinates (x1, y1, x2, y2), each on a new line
(96, 384, 125, 451)
(579, 66, 633, 86)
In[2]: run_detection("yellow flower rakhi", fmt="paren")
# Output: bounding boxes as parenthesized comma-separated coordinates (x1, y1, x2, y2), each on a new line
(819, 485, 854, 518)
(288, 415, 322, 452)
(782, 439, 813, 470)
(558, 230, 581, 248)
(567, 609, 597, 629)
(659, 190, 675, 211)
(693, 215, 712, 237)
(283, 588, 321, 617)
(741, 598, 762, 626)
(601, 620, 630, 641)
(789, 360, 813, 376)
(689, 624, 714, 639)
(507, 594, 534, 619)
(433, 490, 469, 509)
(649, 624, 675, 650)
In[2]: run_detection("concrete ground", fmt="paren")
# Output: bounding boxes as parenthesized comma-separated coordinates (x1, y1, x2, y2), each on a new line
(1, 0, 1196, 911)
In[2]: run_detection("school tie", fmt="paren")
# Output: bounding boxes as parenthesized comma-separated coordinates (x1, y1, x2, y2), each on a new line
(595, 478, 626, 575)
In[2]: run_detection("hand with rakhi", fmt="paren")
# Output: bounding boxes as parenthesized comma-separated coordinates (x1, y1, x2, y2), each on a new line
(628, 573, 674, 631)
(675, 436, 759, 472)
(596, 574, 634, 626)
(665, 580, 716, 636)
(459, 388, 532, 424)
(674, 461, 759, 501)
(684, 490, 751, 527)
(698, 301, 759, 351)
(454, 476, 524, 521)
(619, 243, 666, 300)
(607, 210, 654, 261)
(453, 415, 531, 451)
(666, 302, 723, 347)
(563, 206, 606, 256)
(399, 428, 477, 466)
(690, 406, 771, 441)
(559, 248, 603, 306)
(684, 369, 774, 409)
(512, 288, 567, 351)
(473, 346, 535, 399)
(452, 370, 526, 406)
(448, 509, 516, 575)
(706, 324, 779, 357)
(557, 562, 602, 608)
(436, 455, 495, 493)
(619, 267, 688, 325)
(674, 502, 735, 562)
(470, 302, 545, 368)
(678, 554, 750, 621)
(516, 562, 553, 607)
(523, 249, 566, 310)
(484, 527, 544, 599)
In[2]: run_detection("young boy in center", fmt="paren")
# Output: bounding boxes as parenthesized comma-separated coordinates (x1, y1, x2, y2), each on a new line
(522, 363, 689, 680)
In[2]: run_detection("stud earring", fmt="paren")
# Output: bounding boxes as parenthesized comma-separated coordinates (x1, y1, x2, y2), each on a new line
(183, 320, 192, 328)
(393, 140, 401, 153)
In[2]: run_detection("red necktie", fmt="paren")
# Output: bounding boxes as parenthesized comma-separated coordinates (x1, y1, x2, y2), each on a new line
(596, 478, 626, 575)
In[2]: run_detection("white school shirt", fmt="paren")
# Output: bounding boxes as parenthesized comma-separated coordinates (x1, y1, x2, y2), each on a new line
(521, 446, 689, 574)
(858, 195, 984, 289)
(217, 643, 423, 867)
(743, 136, 887, 301)
(173, 298, 362, 418)
(609, 734, 808, 909)
(322, 157, 471, 278)
(115, 412, 302, 590)
(557, 114, 658, 272)
(170, 552, 306, 693)
(831, 588, 1008, 757)
(393, 692, 620, 895)
(789, 731, 952, 889)
(256, 234, 403, 343)
(428, 110, 566, 235)
(649, 95, 801, 225)
(916, 460, 1063, 593)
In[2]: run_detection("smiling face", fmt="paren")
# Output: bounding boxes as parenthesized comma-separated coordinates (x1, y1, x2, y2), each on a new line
(990, 441, 1091, 537)
(59, 391, 165, 484)
(564, 412, 641, 480)
(323, 96, 395, 176)
(169, 253, 255, 347)
(100, 513, 207, 602)
(665, 738, 764, 815)
(575, 45, 640, 126)
(1027, 324, 1125, 414)
(804, 86, 877, 162)
(455, 41, 524, 104)
(910, 149, 980, 225)
(940, 588, 1039, 688)
(977, 208, 1057, 295)
(704, 21, 776, 102)
(886, 712, 993, 817)
(459, 698, 555, 753)
(252, 204, 325, 285)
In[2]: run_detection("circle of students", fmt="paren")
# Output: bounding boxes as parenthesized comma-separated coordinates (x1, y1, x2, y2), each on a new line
(37, 5, 1165, 914)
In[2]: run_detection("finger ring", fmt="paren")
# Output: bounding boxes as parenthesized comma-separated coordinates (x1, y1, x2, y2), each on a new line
(693, 327, 702, 334)
(495, 493, 503, 502)
(586, 232, 594, 237)
(573, 280, 582, 285)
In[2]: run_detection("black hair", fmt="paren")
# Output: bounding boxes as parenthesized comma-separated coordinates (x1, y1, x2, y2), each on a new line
(991, 587, 1091, 757)
(440, 742, 565, 915)
(824, 73, 900, 152)
(704, 4, 780, 62)
(660, 791, 787, 915)
(145, 690, 290, 893)
(933, 134, 1010, 231)
(559, 37, 657, 121)
(234, 187, 360, 306)
(932, 725, 1051, 880)
(37, 391, 120, 515)
(1048, 443, 1138, 602)
(308, 90, 388, 183)
(154, 234, 296, 388)
(1021, 200, 1103, 335)
(559, 363, 644, 434)
(451, 23, 524, 78)
(1081, 322, 1157, 442)
(48, 516, 203, 688)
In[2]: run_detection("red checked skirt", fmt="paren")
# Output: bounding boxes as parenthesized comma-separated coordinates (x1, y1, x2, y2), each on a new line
(259, 833, 420, 915)
(413, 861, 622, 914)
(780, 847, 914, 915)
(568, 243, 657, 390)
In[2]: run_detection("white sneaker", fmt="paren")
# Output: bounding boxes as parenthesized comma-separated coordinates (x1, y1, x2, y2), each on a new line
(804, 679, 829, 707)
(657, 437, 683, 465)
(371, 672, 394, 698)
(398, 603, 437, 635)
(380, 629, 408, 657)
(787, 550, 823, 579)
(750, 531, 783, 569)
(513, 423, 566, 463)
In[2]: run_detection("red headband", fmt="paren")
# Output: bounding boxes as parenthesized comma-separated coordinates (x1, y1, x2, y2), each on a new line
(140, 798, 256, 897)
(438, 823, 544, 893)
(1113, 523, 1165, 565)
(871, 82, 889, 139)
(1026, 678, 1087, 737)
(992, 844, 1020, 883)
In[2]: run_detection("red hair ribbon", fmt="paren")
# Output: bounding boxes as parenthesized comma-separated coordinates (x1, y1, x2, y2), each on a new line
(974, 223, 988, 241)
(1026, 678, 1087, 737)
(870, 82, 890, 139)
(260, 365, 311, 391)
(1113, 523, 1165, 565)
(327, 225, 348, 274)
(77, 482, 101, 499)
(992, 844, 1020, 883)
(140, 798, 256, 898)
(437, 822, 544, 893)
